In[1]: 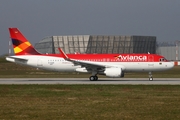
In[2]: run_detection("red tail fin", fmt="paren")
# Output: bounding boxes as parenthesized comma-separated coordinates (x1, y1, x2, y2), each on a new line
(9, 28, 41, 55)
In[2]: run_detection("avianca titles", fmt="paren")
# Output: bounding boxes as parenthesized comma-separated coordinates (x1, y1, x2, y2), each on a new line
(6, 28, 174, 81)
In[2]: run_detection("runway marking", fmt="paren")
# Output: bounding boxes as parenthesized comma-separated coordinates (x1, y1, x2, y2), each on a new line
(0, 78, 180, 85)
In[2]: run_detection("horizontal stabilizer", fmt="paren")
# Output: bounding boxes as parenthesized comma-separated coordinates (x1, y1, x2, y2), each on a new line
(6, 56, 28, 63)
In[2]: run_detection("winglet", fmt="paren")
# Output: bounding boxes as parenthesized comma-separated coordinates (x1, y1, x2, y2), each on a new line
(58, 48, 69, 59)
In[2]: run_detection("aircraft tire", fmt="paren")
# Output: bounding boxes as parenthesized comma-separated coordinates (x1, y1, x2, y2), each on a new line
(89, 76, 98, 81)
(89, 76, 95, 81)
(149, 77, 153, 81)
(94, 76, 98, 81)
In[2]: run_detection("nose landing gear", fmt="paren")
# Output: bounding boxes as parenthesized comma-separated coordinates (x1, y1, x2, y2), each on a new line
(149, 72, 153, 81)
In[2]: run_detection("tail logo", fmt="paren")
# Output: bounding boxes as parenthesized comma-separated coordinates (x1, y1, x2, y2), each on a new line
(9, 28, 41, 55)
(12, 39, 32, 54)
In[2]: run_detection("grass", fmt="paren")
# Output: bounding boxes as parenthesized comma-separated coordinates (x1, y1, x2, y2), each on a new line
(0, 85, 180, 120)
(1, 57, 180, 119)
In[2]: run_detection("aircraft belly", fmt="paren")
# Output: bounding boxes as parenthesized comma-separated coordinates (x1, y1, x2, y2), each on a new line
(55, 64, 77, 72)
(125, 62, 166, 72)
(120, 62, 162, 72)
(123, 62, 143, 71)
(43, 61, 77, 72)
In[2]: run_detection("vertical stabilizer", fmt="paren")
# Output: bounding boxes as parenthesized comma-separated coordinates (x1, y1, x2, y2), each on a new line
(9, 28, 41, 55)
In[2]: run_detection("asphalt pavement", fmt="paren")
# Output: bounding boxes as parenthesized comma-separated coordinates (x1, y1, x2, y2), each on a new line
(0, 78, 180, 85)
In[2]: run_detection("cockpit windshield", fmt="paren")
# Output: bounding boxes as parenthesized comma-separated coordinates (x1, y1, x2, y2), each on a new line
(159, 58, 168, 62)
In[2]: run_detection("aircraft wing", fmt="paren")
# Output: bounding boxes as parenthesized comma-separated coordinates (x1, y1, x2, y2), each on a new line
(58, 48, 124, 71)
(69, 58, 107, 69)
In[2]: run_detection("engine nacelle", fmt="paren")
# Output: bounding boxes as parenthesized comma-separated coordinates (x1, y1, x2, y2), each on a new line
(104, 67, 124, 78)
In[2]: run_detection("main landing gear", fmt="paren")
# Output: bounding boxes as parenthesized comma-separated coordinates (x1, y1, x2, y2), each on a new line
(89, 75, 98, 81)
(149, 72, 153, 81)
(89, 71, 98, 81)
(89, 72, 154, 81)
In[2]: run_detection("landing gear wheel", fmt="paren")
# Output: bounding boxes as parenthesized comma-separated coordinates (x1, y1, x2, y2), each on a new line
(89, 76, 95, 81)
(89, 76, 98, 81)
(94, 76, 98, 81)
(149, 77, 153, 81)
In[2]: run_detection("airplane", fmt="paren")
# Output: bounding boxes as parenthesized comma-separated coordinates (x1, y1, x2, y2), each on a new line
(6, 28, 174, 81)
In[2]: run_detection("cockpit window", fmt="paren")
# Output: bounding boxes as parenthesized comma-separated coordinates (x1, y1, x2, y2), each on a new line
(159, 58, 167, 62)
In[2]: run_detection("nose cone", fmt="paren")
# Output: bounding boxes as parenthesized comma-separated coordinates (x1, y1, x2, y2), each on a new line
(167, 62, 174, 69)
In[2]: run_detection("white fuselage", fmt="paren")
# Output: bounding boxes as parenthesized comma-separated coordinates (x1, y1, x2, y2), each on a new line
(6, 55, 174, 72)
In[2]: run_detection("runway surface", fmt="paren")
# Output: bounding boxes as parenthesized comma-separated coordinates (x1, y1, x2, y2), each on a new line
(0, 78, 180, 85)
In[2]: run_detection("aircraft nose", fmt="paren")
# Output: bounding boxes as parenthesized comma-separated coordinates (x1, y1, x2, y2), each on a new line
(168, 62, 174, 69)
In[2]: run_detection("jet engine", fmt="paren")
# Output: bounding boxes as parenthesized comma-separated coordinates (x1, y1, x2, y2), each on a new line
(104, 67, 124, 78)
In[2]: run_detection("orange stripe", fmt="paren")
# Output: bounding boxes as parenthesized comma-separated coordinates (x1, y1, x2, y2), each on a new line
(18, 42, 31, 50)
